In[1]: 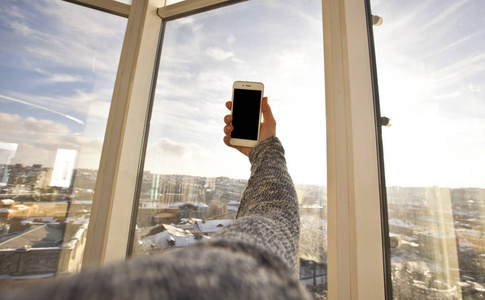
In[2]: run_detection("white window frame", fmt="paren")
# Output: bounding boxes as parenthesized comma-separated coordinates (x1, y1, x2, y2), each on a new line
(323, 0, 386, 298)
(64, 0, 131, 17)
(82, 0, 165, 266)
(80, 0, 388, 298)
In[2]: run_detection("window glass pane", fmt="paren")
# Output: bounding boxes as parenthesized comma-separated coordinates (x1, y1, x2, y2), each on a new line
(0, 0, 125, 291)
(131, 0, 327, 297)
(370, 0, 485, 298)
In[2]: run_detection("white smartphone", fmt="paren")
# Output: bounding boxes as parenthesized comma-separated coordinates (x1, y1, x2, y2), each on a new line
(230, 81, 264, 147)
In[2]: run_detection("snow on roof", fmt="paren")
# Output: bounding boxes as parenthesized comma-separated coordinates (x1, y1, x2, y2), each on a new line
(141, 224, 209, 250)
(13, 205, 30, 210)
(168, 202, 209, 209)
(0, 204, 31, 212)
(197, 219, 234, 233)
(388, 219, 415, 228)
(72, 200, 93, 205)
(1, 199, 15, 205)
(168, 202, 187, 208)
(227, 201, 240, 211)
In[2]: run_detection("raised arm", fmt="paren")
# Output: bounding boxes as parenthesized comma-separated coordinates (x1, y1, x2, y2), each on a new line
(219, 98, 300, 273)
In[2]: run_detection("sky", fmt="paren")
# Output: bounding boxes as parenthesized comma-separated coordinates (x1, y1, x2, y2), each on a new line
(0, 0, 126, 176)
(0, 0, 483, 188)
(142, 1, 326, 184)
(0, 0, 327, 186)
(371, 0, 485, 188)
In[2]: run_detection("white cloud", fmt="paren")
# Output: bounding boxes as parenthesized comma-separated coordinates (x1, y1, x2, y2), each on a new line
(1, 0, 125, 79)
(149, 138, 206, 159)
(226, 35, 236, 44)
(172, 17, 203, 32)
(0, 112, 70, 136)
(31, 66, 86, 84)
(0, 112, 104, 169)
(0, 0, 125, 136)
(1, 5, 25, 20)
(424, 0, 468, 29)
(10, 21, 32, 36)
(145, 138, 226, 177)
(205, 47, 235, 61)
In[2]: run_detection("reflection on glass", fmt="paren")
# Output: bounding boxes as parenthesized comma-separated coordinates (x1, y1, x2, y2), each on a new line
(0, 143, 18, 186)
(0, 0, 125, 291)
(370, 0, 485, 298)
(131, 0, 327, 297)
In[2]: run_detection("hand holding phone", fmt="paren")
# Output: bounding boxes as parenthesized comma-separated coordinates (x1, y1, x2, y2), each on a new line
(229, 81, 264, 147)
(223, 81, 276, 156)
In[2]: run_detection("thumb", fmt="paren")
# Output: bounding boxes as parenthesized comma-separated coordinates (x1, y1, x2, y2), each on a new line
(261, 97, 275, 126)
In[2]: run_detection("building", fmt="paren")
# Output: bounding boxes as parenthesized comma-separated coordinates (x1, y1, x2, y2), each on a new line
(0, 221, 88, 290)
(138, 224, 209, 254)
(0, 199, 37, 226)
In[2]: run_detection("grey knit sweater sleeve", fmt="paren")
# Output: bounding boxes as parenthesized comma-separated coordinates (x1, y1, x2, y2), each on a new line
(7, 136, 310, 300)
(209, 136, 301, 273)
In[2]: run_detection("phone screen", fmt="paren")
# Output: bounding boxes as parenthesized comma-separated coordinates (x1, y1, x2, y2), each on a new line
(231, 89, 262, 141)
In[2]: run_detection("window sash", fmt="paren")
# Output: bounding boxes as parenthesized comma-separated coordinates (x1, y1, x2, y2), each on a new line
(82, 0, 165, 266)
(323, 0, 386, 298)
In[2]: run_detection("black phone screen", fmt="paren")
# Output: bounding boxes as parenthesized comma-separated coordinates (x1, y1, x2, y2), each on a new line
(231, 89, 262, 141)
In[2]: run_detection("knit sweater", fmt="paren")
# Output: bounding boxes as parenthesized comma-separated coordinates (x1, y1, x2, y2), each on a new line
(8, 136, 310, 300)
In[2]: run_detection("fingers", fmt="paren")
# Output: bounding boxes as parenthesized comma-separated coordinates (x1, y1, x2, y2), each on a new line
(224, 101, 232, 126)
(223, 133, 232, 148)
(223, 112, 233, 147)
(223, 101, 234, 148)
(223, 123, 233, 135)
(224, 114, 232, 125)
